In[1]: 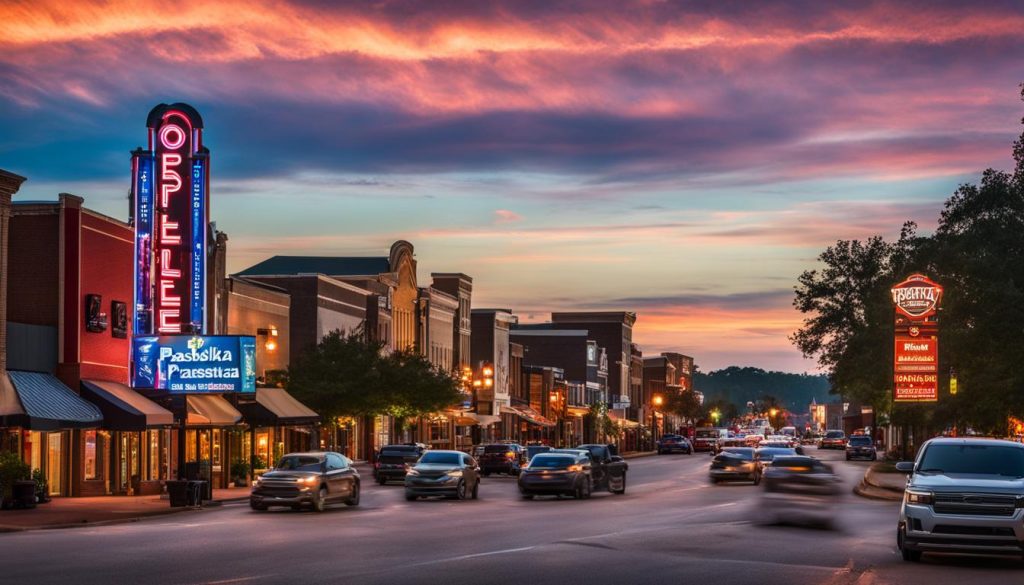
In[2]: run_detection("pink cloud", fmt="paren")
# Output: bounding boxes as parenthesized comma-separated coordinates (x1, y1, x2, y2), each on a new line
(493, 209, 522, 224)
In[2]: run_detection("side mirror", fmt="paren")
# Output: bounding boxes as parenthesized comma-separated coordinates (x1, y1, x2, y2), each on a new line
(610, 456, 624, 463)
(895, 462, 914, 473)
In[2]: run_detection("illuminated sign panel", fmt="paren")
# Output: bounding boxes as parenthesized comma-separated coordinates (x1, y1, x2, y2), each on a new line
(132, 336, 256, 393)
(891, 274, 942, 403)
(133, 154, 154, 335)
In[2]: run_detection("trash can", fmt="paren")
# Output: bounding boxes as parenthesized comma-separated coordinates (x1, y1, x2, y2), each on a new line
(12, 480, 37, 509)
(187, 480, 207, 507)
(166, 480, 190, 507)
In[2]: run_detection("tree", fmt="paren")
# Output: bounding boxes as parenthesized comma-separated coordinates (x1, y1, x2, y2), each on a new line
(663, 389, 701, 424)
(287, 329, 463, 428)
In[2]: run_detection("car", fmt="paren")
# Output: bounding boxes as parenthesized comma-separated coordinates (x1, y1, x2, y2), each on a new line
(693, 428, 728, 452)
(755, 446, 797, 469)
(250, 452, 361, 512)
(404, 450, 481, 501)
(525, 444, 553, 462)
(759, 456, 841, 527)
(709, 447, 761, 485)
(820, 430, 847, 449)
(845, 435, 877, 461)
(478, 443, 527, 476)
(574, 444, 628, 494)
(897, 438, 1024, 562)
(373, 444, 425, 485)
(518, 452, 593, 499)
(657, 434, 693, 455)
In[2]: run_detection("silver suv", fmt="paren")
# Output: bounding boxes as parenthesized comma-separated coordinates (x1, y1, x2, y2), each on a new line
(897, 438, 1024, 561)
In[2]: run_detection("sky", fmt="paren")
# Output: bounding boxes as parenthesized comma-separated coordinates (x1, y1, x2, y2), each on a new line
(2, 1, 1023, 373)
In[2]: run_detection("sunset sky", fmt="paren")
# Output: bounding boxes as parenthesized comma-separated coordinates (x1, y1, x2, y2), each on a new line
(3, 1, 1023, 372)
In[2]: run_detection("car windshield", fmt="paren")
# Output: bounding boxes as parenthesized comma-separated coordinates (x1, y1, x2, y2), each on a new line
(720, 448, 754, 461)
(757, 448, 796, 460)
(848, 437, 872, 446)
(418, 452, 461, 465)
(275, 455, 322, 471)
(378, 455, 408, 464)
(825, 431, 845, 439)
(696, 430, 719, 438)
(529, 455, 574, 469)
(918, 444, 1024, 477)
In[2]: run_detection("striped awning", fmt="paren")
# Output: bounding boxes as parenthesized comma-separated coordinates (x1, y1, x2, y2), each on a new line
(5, 371, 103, 430)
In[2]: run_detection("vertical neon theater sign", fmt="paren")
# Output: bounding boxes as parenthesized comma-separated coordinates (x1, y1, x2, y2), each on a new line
(131, 104, 208, 337)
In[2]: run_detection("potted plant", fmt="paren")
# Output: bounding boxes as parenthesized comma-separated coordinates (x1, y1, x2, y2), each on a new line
(251, 454, 268, 473)
(0, 451, 31, 509)
(230, 459, 250, 487)
(31, 468, 50, 503)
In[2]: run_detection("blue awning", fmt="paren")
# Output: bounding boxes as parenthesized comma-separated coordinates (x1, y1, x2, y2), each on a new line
(5, 371, 103, 430)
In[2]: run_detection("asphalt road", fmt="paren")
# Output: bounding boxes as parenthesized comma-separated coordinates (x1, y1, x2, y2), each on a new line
(2, 447, 1021, 584)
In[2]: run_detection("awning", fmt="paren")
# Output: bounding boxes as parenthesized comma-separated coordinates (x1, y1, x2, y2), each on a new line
(608, 410, 641, 429)
(567, 406, 590, 417)
(80, 380, 174, 431)
(452, 411, 501, 427)
(5, 371, 103, 430)
(236, 387, 319, 427)
(186, 395, 242, 426)
(501, 404, 556, 428)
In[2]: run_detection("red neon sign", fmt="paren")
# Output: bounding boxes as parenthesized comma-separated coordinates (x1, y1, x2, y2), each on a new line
(891, 274, 943, 321)
(154, 110, 194, 333)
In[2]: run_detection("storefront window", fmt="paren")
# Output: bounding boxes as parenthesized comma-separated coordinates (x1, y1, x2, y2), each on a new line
(47, 432, 63, 496)
(148, 431, 161, 481)
(256, 431, 270, 467)
(27, 431, 42, 473)
(212, 431, 222, 473)
(85, 431, 97, 480)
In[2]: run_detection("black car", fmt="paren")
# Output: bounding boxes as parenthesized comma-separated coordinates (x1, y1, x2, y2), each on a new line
(373, 444, 425, 485)
(519, 453, 593, 499)
(755, 447, 797, 469)
(709, 447, 761, 484)
(250, 452, 361, 512)
(405, 450, 481, 501)
(525, 444, 553, 462)
(760, 456, 841, 527)
(574, 444, 628, 495)
(657, 434, 693, 455)
(845, 435, 877, 461)
(478, 443, 526, 476)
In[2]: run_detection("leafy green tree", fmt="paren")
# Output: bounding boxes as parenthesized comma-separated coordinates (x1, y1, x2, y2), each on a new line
(287, 329, 463, 429)
(663, 389, 702, 424)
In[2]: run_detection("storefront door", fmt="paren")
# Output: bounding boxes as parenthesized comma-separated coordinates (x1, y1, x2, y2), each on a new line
(46, 432, 63, 496)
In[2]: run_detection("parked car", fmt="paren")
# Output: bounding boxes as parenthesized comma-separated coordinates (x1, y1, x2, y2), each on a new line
(657, 434, 693, 455)
(373, 444, 425, 485)
(819, 430, 847, 450)
(709, 447, 761, 485)
(897, 438, 1024, 562)
(405, 450, 480, 501)
(759, 456, 841, 527)
(845, 435, 877, 461)
(518, 452, 593, 499)
(478, 443, 527, 476)
(574, 444, 628, 494)
(250, 452, 360, 513)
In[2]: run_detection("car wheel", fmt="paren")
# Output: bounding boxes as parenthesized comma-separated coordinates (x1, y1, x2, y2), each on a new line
(899, 526, 922, 562)
(583, 478, 592, 499)
(249, 501, 267, 511)
(612, 474, 626, 495)
(753, 472, 761, 486)
(314, 487, 327, 513)
(456, 479, 467, 501)
(405, 492, 418, 501)
(471, 480, 479, 500)
(710, 477, 719, 484)
(345, 481, 360, 506)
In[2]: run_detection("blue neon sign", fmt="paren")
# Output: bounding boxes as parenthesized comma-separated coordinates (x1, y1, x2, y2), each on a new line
(132, 335, 256, 393)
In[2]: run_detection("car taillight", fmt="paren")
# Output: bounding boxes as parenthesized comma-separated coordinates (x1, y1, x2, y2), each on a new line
(506, 451, 515, 459)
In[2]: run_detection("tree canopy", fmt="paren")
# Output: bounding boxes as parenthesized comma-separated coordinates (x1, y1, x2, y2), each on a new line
(287, 329, 464, 425)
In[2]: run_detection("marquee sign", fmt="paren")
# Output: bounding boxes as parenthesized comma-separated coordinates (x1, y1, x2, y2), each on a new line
(131, 103, 208, 336)
(891, 274, 943, 321)
(132, 336, 256, 393)
(892, 274, 942, 403)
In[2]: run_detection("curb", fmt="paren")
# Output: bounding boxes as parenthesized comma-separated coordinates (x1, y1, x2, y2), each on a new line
(853, 480, 902, 501)
(0, 495, 248, 533)
(623, 451, 658, 460)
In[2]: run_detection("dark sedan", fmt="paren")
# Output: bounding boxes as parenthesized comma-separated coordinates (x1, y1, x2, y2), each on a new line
(755, 447, 798, 469)
(405, 450, 480, 501)
(478, 443, 526, 476)
(250, 452, 360, 513)
(845, 435, 877, 460)
(709, 447, 761, 485)
(373, 444, 425, 485)
(518, 453, 593, 499)
(657, 434, 693, 455)
(760, 456, 841, 527)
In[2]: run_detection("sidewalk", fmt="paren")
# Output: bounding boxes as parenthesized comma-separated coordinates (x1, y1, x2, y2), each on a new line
(853, 462, 906, 501)
(0, 486, 251, 533)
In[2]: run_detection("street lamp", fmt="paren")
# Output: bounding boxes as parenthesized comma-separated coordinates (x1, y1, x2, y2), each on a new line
(651, 394, 664, 450)
(710, 408, 721, 425)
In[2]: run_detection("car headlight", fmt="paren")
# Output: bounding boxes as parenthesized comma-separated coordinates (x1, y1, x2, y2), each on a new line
(298, 476, 318, 485)
(905, 489, 933, 505)
(406, 468, 420, 476)
(445, 469, 463, 478)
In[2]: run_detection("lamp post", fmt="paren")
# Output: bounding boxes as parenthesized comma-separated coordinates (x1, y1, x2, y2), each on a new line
(651, 394, 664, 450)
